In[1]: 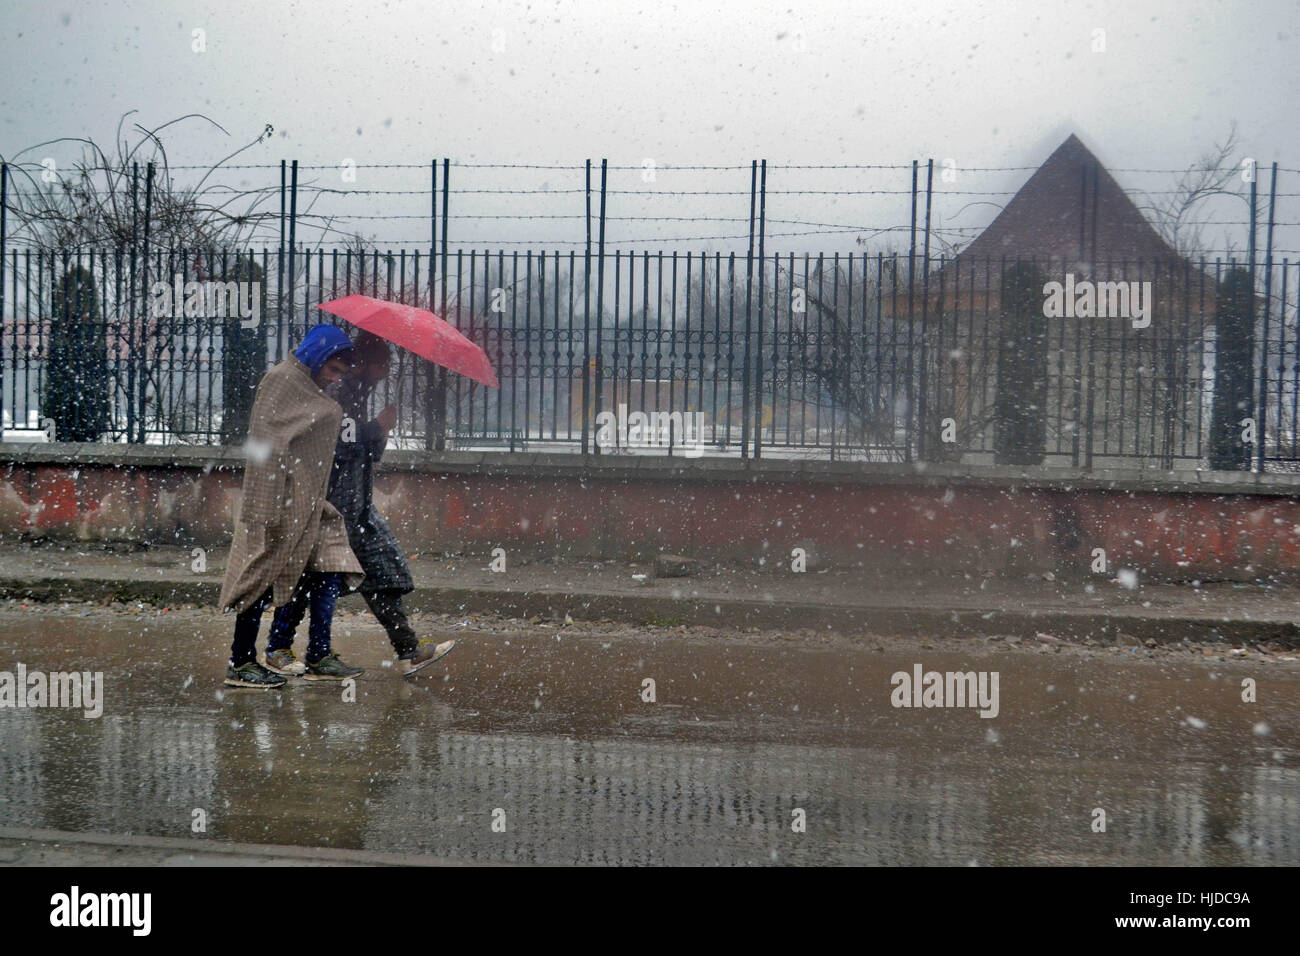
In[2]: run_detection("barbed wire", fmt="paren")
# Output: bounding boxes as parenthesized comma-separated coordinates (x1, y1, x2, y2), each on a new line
(289, 234, 1300, 252)
(5, 156, 1295, 253)
(239, 210, 1300, 231)
(12, 181, 1297, 199)
(1, 231, 1294, 255)
(8, 160, 1291, 173)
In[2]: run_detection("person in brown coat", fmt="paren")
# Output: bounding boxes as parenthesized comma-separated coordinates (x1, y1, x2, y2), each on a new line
(220, 324, 365, 688)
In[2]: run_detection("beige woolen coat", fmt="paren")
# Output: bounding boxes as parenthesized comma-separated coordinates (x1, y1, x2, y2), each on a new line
(219, 357, 363, 613)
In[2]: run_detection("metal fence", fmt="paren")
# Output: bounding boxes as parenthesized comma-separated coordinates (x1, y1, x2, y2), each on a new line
(4, 245, 1300, 471)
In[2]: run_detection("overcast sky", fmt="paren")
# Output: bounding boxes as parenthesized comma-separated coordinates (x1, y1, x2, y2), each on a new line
(3, 0, 1298, 255)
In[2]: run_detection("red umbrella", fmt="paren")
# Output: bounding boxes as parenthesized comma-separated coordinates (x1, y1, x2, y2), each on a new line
(317, 294, 499, 389)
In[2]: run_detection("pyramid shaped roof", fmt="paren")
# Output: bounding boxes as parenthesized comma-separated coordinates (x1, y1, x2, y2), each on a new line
(953, 134, 1184, 280)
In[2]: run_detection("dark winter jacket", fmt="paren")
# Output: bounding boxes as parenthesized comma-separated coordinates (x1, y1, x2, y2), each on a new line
(325, 376, 414, 595)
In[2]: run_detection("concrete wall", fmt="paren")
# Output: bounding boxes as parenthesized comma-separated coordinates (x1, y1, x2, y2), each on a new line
(3, 443, 1300, 581)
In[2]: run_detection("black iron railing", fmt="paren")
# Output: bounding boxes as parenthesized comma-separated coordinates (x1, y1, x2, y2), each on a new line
(3, 246, 1299, 471)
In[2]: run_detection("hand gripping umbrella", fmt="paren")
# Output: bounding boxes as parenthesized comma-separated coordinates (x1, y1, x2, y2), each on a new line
(317, 294, 499, 389)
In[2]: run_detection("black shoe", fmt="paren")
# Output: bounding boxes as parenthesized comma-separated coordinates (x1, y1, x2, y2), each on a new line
(303, 652, 365, 680)
(224, 661, 287, 689)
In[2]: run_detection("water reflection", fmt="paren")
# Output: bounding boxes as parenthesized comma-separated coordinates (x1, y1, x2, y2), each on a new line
(2, 707, 1295, 865)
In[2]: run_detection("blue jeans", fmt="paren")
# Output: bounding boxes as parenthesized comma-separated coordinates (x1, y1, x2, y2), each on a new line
(263, 572, 343, 664)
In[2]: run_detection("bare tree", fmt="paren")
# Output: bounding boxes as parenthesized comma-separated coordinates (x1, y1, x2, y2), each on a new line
(1, 113, 284, 443)
(1139, 124, 1246, 259)
(3, 111, 277, 252)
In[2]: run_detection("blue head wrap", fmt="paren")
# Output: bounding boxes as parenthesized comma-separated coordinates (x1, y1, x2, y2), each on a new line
(293, 324, 355, 376)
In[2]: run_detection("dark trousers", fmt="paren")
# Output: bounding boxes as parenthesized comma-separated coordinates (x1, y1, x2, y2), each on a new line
(363, 589, 418, 657)
(229, 572, 341, 667)
(269, 586, 417, 658)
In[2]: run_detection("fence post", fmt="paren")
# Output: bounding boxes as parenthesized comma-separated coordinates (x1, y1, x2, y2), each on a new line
(139, 161, 154, 443)
(288, 160, 298, 346)
(0, 161, 7, 438)
(426, 159, 436, 451)
(1257, 161, 1278, 472)
(278, 159, 285, 362)
(435, 157, 450, 451)
(1245, 166, 1258, 470)
(594, 158, 607, 456)
(917, 159, 933, 461)
(126, 164, 137, 441)
(905, 160, 917, 462)
(753, 159, 767, 459)
(582, 159, 592, 454)
(741, 160, 756, 460)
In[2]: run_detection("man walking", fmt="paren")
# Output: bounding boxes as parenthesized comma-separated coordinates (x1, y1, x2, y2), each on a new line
(220, 324, 366, 688)
(263, 331, 456, 677)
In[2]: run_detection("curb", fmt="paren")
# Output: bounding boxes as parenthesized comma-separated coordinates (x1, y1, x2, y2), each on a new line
(2, 576, 1297, 646)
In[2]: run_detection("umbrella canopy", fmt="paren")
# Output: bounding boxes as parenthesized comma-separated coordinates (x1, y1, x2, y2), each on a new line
(317, 294, 499, 389)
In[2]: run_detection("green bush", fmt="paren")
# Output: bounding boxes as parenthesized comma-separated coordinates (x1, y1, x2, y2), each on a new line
(993, 261, 1050, 466)
(1208, 267, 1255, 470)
(219, 256, 268, 444)
(41, 264, 110, 442)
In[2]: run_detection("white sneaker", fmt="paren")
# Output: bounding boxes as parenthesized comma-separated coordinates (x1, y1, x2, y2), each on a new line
(262, 648, 307, 676)
(399, 639, 456, 676)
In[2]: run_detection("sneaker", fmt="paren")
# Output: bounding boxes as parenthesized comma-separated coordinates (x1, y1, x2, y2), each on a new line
(224, 661, 287, 689)
(303, 652, 365, 681)
(263, 648, 307, 676)
(398, 638, 457, 677)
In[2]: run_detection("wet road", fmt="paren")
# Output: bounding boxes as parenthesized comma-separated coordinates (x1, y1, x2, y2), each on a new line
(0, 605, 1296, 865)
